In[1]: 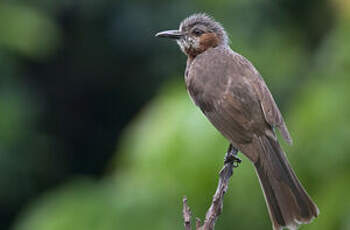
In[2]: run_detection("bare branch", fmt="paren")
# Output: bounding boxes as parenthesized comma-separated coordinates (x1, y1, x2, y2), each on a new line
(183, 197, 192, 230)
(195, 218, 201, 229)
(182, 145, 240, 230)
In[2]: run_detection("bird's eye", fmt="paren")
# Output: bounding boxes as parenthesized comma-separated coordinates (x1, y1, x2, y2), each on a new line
(192, 28, 204, 36)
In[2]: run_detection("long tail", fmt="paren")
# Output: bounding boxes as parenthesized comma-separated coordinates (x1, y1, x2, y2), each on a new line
(254, 135, 319, 230)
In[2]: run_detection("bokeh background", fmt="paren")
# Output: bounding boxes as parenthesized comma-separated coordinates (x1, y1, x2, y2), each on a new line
(1, 0, 350, 229)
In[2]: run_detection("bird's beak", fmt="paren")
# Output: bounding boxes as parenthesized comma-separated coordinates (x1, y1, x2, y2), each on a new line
(155, 30, 183, 39)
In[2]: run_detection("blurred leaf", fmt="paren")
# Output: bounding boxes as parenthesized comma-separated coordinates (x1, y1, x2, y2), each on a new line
(14, 178, 117, 230)
(0, 3, 61, 58)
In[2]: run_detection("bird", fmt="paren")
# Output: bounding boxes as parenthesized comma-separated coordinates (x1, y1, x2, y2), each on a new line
(155, 13, 319, 230)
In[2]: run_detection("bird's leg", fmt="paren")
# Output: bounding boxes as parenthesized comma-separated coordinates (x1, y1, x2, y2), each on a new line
(224, 144, 241, 167)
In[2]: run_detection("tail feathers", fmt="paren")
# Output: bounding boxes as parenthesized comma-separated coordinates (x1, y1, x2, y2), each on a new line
(254, 135, 319, 230)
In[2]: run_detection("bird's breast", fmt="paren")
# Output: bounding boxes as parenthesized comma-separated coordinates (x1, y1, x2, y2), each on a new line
(186, 78, 214, 112)
(185, 72, 221, 113)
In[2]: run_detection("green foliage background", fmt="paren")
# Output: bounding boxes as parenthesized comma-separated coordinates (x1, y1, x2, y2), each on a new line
(1, 0, 350, 229)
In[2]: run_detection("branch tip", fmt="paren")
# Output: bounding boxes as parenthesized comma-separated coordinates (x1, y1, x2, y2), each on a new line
(195, 218, 202, 229)
(181, 145, 239, 230)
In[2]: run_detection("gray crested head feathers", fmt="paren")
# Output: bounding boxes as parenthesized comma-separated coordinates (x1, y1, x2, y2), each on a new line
(179, 13, 228, 46)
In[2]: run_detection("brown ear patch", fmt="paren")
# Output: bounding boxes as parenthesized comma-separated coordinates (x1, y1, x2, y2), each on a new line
(199, 33, 219, 51)
(184, 32, 220, 59)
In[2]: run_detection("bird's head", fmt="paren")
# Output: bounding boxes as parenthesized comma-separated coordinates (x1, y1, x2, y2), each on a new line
(156, 13, 228, 58)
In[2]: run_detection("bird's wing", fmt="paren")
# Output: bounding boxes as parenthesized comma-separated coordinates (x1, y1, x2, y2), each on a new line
(229, 52, 293, 145)
(253, 72, 293, 145)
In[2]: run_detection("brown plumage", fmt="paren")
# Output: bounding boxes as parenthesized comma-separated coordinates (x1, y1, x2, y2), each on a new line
(156, 13, 319, 230)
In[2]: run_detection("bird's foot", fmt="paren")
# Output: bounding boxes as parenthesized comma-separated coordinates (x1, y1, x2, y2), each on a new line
(224, 144, 241, 167)
(224, 154, 241, 168)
